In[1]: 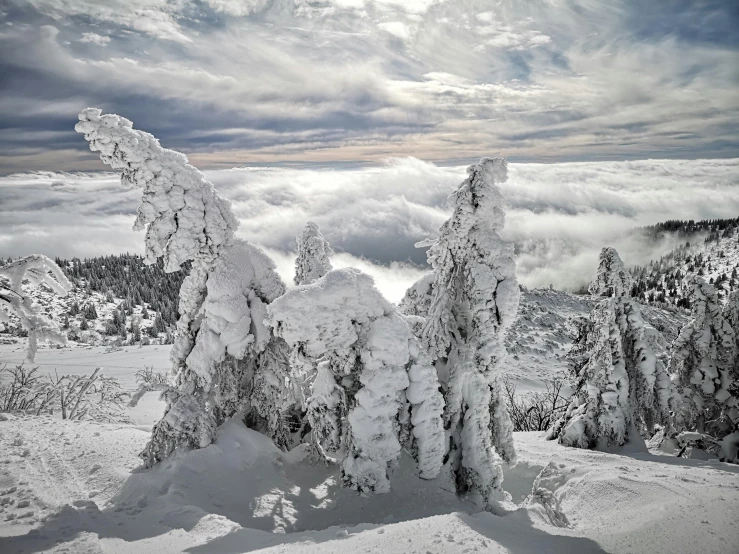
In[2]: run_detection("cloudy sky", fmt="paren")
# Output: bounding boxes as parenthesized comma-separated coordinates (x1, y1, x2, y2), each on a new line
(1, 0, 738, 172)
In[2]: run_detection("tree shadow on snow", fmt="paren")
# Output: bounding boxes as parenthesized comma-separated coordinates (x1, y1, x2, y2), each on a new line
(610, 449, 739, 475)
(0, 424, 470, 553)
(460, 509, 607, 554)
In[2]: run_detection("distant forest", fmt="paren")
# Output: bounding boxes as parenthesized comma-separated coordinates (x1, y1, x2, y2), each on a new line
(52, 254, 188, 327)
(639, 216, 739, 242)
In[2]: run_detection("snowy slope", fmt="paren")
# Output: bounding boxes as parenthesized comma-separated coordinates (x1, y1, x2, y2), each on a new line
(506, 288, 689, 393)
(632, 232, 739, 308)
(0, 415, 736, 554)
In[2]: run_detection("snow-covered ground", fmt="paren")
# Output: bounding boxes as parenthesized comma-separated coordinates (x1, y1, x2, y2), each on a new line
(1, 413, 737, 554)
(2, 323, 738, 553)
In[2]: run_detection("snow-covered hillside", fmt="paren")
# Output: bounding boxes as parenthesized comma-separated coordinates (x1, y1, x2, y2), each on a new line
(0, 269, 174, 348)
(631, 225, 739, 309)
(0, 413, 736, 554)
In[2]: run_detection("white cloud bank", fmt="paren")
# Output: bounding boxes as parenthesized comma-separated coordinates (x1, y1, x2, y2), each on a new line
(1, 158, 737, 302)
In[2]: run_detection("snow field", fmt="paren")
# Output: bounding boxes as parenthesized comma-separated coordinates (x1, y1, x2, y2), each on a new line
(1, 414, 737, 553)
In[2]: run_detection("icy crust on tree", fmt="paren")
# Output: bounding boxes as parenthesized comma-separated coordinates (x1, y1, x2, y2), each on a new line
(268, 268, 445, 493)
(398, 272, 434, 335)
(294, 221, 334, 285)
(549, 248, 680, 449)
(291, 222, 335, 409)
(589, 247, 633, 298)
(184, 240, 286, 387)
(143, 390, 217, 467)
(0, 255, 72, 361)
(670, 279, 737, 449)
(141, 241, 297, 466)
(406, 157, 519, 509)
(75, 108, 238, 272)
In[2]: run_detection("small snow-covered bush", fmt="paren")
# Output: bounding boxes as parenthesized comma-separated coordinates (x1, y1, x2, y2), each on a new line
(268, 268, 445, 494)
(0, 365, 58, 415)
(0, 364, 129, 422)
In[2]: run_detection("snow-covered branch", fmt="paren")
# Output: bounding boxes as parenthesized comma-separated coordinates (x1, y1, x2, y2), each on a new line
(0, 255, 72, 361)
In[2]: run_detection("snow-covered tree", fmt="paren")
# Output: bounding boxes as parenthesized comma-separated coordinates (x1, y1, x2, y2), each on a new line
(290, 221, 335, 409)
(0, 255, 72, 361)
(268, 268, 445, 494)
(76, 109, 296, 465)
(548, 248, 679, 448)
(401, 158, 519, 509)
(669, 279, 737, 456)
(295, 221, 334, 285)
(724, 291, 739, 397)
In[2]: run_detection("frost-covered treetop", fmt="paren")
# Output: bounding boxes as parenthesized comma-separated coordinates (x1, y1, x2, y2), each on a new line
(589, 247, 633, 298)
(442, 156, 508, 235)
(75, 108, 238, 272)
(421, 156, 518, 363)
(295, 221, 334, 285)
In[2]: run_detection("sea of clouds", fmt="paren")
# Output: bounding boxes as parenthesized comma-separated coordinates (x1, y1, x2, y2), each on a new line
(1, 157, 738, 302)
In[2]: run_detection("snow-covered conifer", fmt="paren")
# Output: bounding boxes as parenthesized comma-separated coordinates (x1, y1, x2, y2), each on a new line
(403, 158, 519, 509)
(268, 268, 445, 493)
(290, 221, 335, 408)
(0, 255, 72, 361)
(295, 221, 334, 285)
(548, 248, 680, 448)
(76, 109, 296, 465)
(670, 279, 737, 453)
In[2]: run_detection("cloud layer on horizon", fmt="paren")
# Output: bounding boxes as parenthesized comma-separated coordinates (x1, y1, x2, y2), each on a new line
(0, 0, 738, 172)
(1, 157, 738, 302)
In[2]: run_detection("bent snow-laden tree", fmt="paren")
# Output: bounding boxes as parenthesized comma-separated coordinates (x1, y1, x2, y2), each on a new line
(295, 221, 334, 286)
(76, 109, 297, 466)
(0, 255, 72, 361)
(401, 158, 519, 509)
(669, 279, 737, 461)
(548, 247, 680, 449)
(268, 268, 445, 494)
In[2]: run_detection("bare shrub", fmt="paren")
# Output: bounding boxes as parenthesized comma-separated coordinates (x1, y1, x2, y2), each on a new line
(0, 365, 57, 415)
(504, 375, 569, 432)
(129, 366, 172, 407)
(0, 364, 130, 422)
(135, 366, 167, 387)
